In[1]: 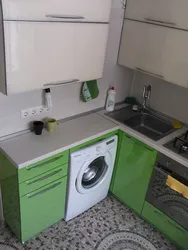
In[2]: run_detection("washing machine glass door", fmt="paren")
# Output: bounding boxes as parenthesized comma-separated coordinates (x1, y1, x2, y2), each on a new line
(76, 153, 112, 194)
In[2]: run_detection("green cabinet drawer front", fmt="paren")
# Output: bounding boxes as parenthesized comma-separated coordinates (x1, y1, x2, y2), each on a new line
(19, 164, 68, 197)
(20, 176, 67, 243)
(18, 150, 69, 183)
(142, 201, 188, 250)
(111, 134, 157, 214)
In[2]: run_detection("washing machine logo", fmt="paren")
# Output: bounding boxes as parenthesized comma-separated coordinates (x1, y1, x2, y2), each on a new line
(96, 146, 101, 154)
(74, 154, 81, 158)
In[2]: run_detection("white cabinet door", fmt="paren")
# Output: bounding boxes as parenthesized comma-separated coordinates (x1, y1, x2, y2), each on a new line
(75, 24, 109, 82)
(118, 20, 188, 88)
(2, 0, 112, 22)
(4, 21, 76, 94)
(126, 0, 188, 30)
(4, 21, 109, 95)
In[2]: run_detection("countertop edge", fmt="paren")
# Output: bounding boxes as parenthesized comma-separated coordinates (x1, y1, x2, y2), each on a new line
(1, 126, 119, 169)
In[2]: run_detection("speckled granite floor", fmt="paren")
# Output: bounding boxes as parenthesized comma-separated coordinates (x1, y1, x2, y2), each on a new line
(0, 195, 179, 250)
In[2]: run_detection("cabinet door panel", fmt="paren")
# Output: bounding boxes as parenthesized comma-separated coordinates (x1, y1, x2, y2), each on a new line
(4, 21, 76, 94)
(111, 134, 156, 214)
(2, 0, 112, 22)
(20, 177, 67, 242)
(142, 202, 188, 250)
(118, 20, 188, 88)
(126, 0, 188, 30)
(75, 24, 109, 81)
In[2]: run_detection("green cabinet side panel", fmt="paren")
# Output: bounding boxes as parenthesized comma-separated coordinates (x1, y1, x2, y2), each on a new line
(142, 201, 188, 250)
(19, 164, 68, 197)
(0, 152, 21, 240)
(20, 176, 67, 243)
(70, 130, 119, 152)
(111, 133, 157, 214)
(110, 130, 123, 191)
(18, 150, 69, 183)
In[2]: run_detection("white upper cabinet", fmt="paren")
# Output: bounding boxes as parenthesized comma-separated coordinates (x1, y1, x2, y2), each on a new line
(4, 22, 109, 95)
(118, 20, 188, 88)
(74, 24, 109, 82)
(125, 0, 188, 30)
(2, 0, 112, 22)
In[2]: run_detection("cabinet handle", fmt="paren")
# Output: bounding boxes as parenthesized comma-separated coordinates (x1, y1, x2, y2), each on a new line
(26, 155, 64, 171)
(121, 0, 126, 9)
(136, 68, 164, 79)
(27, 181, 62, 199)
(144, 18, 177, 27)
(126, 136, 154, 152)
(44, 79, 80, 87)
(46, 14, 85, 20)
(154, 211, 186, 233)
(26, 168, 63, 185)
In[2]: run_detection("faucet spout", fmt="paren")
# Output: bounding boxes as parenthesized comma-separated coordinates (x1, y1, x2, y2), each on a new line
(141, 85, 151, 111)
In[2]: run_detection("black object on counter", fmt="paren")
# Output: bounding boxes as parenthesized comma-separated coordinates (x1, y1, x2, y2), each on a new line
(33, 121, 44, 135)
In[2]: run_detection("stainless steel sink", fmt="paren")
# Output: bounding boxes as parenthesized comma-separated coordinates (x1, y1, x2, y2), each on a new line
(107, 106, 176, 141)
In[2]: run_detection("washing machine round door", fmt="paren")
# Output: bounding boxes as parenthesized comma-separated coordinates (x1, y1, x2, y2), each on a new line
(76, 152, 112, 194)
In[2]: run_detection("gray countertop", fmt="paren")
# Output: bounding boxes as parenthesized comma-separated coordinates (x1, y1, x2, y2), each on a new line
(0, 113, 119, 169)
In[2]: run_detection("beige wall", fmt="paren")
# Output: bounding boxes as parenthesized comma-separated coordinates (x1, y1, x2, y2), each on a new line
(0, 0, 133, 138)
(131, 71, 188, 124)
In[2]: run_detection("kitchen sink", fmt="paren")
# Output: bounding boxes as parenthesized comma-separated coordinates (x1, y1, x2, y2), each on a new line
(107, 106, 176, 141)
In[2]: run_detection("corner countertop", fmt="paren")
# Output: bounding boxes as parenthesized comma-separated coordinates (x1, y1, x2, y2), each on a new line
(1, 104, 188, 170)
(0, 113, 119, 169)
(97, 104, 188, 168)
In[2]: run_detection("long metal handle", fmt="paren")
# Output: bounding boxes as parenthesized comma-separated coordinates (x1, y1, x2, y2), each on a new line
(26, 155, 64, 171)
(144, 18, 176, 26)
(46, 14, 85, 20)
(27, 181, 62, 199)
(26, 168, 63, 185)
(126, 135, 154, 152)
(136, 68, 164, 79)
(44, 79, 80, 87)
(121, 0, 126, 9)
(154, 211, 186, 233)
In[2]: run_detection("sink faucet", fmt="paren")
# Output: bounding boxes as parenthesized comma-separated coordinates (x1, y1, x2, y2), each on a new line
(141, 85, 151, 111)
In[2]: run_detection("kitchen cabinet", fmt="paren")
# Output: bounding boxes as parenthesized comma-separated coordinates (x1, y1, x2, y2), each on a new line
(111, 133, 157, 214)
(75, 24, 109, 83)
(0, 150, 69, 243)
(21, 177, 67, 243)
(0, 0, 112, 95)
(118, 20, 188, 88)
(125, 0, 188, 30)
(142, 201, 188, 250)
(4, 22, 109, 94)
(2, 0, 112, 22)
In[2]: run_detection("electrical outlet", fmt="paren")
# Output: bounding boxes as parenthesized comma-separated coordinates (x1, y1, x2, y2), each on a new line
(36, 106, 45, 115)
(30, 108, 37, 116)
(21, 109, 30, 119)
(21, 105, 50, 119)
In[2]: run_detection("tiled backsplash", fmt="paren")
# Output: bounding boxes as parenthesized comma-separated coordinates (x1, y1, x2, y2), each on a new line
(132, 71, 188, 124)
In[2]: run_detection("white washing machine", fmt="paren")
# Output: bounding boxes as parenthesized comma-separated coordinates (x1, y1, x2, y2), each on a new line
(65, 135, 118, 221)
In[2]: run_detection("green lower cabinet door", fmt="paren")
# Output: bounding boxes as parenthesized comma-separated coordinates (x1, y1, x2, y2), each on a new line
(20, 177, 67, 243)
(111, 134, 157, 214)
(142, 201, 188, 250)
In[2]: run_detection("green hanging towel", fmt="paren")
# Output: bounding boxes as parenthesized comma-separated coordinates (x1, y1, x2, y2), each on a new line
(81, 80, 99, 102)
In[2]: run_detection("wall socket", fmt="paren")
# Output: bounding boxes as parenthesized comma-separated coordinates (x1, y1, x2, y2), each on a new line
(21, 105, 50, 119)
